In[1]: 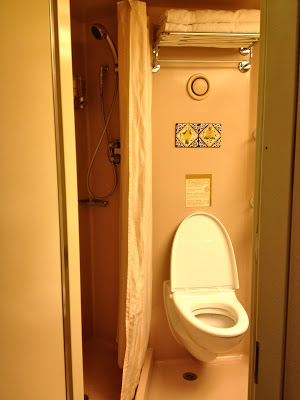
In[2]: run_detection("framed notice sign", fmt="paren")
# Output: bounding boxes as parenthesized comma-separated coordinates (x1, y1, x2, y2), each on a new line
(186, 174, 212, 207)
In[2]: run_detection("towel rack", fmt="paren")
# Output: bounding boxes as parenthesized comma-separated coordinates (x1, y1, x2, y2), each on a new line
(152, 32, 260, 73)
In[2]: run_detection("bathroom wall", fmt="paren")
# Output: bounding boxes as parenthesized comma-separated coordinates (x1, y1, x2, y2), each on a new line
(71, 9, 120, 344)
(85, 13, 120, 343)
(148, 3, 260, 360)
(71, 18, 93, 343)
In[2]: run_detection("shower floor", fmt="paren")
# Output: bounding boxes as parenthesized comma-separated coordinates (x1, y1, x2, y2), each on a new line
(147, 354, 249, 400)
(83, 338, 122, 400)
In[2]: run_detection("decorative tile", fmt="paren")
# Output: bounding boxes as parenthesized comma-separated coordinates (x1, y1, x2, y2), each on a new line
(175, 123, 221, 148)
(175, 124, 198, 148)
(199, 123, 221, 148)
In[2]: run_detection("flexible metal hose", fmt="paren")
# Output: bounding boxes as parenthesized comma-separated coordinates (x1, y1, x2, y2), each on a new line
(87, 74, 118, 201)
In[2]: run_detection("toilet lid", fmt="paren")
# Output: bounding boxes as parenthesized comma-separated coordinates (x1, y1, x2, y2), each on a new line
(171, 213, 239, 292)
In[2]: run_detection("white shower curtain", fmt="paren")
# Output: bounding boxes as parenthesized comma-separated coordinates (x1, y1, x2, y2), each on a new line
(117, 1, 152, 399)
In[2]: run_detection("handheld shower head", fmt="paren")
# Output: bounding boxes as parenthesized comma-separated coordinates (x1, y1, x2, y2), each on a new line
(91, 23, 118, 71)
(91, 24, 108, 40)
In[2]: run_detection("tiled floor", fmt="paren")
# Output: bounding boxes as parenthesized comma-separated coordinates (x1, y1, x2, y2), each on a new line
(83, 338, 122, 400)
(147, 354, 249, 400)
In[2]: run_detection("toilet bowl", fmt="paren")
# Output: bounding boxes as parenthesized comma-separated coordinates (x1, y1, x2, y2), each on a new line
(163, 212, 249, 362)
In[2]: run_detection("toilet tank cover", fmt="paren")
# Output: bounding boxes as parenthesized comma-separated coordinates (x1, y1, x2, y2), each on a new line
(170, 213, 239, 292)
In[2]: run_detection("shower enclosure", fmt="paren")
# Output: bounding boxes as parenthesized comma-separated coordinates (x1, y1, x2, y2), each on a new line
(70, 7, 122, 398)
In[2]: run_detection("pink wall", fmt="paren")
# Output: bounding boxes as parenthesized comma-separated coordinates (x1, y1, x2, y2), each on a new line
(71, 19, 93, 343)
(85, 14, 120, 343)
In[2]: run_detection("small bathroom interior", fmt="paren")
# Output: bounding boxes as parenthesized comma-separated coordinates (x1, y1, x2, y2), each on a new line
(70, 0, 260, 399)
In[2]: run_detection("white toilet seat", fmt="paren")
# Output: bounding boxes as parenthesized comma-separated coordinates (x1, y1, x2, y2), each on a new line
(171, 213, 239, 292)
(164, 213, 249, 361)
(194, 308, 236, 329)
(173, 289, 249, 338)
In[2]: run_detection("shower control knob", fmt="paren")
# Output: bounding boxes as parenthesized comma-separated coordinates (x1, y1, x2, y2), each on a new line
(109, 140, 120, 148)
(110, 154, 120, 166)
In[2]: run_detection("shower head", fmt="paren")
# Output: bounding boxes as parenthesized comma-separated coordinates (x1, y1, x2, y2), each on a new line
(91, 23, 107, 40)
(91, 23, 118, 71)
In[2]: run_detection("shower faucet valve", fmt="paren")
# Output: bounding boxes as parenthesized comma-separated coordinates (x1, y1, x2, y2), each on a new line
(109, 139, 121, 166)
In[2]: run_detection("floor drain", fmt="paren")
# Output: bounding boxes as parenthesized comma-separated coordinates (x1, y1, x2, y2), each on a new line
(183, 371, 197, 381)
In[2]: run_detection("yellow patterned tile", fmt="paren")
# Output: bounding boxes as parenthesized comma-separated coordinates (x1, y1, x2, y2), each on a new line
(176, 124, 198, 148)
(199, 124, 221, 148)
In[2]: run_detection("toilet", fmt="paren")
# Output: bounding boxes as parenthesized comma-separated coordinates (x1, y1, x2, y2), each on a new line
(163, 212, 249, 362)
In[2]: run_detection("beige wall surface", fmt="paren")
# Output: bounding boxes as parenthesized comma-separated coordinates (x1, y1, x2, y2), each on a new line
(71, 18, 94, 343)
(0, 0, 67, 399)
(149, 9, 259, 358)
(85, 13, 120, 343)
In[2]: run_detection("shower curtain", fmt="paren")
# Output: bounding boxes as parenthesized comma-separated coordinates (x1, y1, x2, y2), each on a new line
(117, 1, 152, 399)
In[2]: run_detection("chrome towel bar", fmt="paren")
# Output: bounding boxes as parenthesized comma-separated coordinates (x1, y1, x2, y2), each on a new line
(152, 32, 259, 73)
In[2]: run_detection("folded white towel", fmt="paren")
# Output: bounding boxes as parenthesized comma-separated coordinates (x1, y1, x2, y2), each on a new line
(156, 9, 260, 40)
(156, 21, 260, 38)
(158, 9, 260, 25)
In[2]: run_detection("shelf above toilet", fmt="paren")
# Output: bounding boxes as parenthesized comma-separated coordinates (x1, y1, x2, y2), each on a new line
(152, 32, 260, 73)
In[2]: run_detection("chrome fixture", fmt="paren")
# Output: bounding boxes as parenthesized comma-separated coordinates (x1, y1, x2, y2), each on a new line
(84, 24, 119, 207)
(99, 65, 109, 94)
(109, 140, 121, 166)
(73, 75, 86, 109)
(152, 32, 260, 73)
(91, 24, 118, 73)
(238, 46, 253, 73)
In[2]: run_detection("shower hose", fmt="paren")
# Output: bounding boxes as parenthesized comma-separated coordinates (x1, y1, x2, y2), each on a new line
(86, 73, 119, 201)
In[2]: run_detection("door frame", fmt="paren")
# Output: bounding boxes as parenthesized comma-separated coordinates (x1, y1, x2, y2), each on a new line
(49, 0, 84, 399)
(284, 62, 300, 400)
(249, 1, 299, 399)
